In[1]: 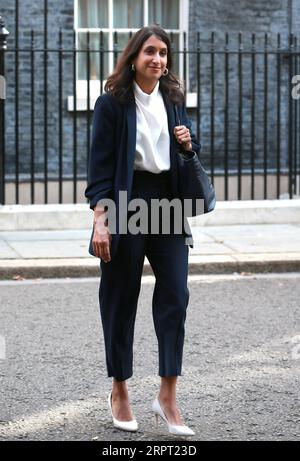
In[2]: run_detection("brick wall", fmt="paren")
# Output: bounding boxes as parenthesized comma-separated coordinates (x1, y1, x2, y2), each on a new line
(0, 0, 82, 178)
(0, 0, 298, 182)
(188, 0, 298, 172)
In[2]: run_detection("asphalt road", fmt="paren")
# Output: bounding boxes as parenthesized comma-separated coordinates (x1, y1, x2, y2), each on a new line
(0, 273, 300, 441)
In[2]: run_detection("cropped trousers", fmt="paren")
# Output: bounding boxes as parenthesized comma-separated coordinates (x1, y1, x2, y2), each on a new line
(99, 170, 190, 381)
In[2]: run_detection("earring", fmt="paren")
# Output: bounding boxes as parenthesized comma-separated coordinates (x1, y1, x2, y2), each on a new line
(162, 68, 169, 76)
(131, 64, 135, 71)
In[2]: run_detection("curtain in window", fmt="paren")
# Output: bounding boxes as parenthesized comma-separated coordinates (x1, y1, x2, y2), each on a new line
(78, 32, 109, 80)
(78, 0, 108, 28)
(149, 0, 179, 29)
(113, 0, 144, 28)
(78, 0, 179, 30)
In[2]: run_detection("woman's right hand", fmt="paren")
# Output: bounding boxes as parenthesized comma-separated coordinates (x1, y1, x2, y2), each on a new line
(92, 211, 112, 262)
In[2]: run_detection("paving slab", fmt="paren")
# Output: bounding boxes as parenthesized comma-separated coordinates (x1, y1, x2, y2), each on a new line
(0, 224, 299, 278)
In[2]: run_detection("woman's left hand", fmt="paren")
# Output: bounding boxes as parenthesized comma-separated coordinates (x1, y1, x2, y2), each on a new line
(174, 125, 192, 151)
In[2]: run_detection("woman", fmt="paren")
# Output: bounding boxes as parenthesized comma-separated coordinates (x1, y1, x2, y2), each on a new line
(85, 25, 200, 436)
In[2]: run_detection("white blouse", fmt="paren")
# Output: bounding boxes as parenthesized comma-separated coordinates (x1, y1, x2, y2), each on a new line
(133, 80, 170, 173)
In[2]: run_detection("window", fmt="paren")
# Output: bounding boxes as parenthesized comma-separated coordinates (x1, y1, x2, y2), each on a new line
(70, 0, 190, 109)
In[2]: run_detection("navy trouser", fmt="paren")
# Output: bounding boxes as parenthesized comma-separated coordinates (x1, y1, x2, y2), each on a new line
(99, 170, 189, 381)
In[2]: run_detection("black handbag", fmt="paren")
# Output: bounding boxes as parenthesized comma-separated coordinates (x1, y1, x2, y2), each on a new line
(174, 105, 216, 217)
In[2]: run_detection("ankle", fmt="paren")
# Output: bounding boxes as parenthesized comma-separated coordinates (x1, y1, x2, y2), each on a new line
(112, 387, 129, 400)
(158, 393, 177, 406)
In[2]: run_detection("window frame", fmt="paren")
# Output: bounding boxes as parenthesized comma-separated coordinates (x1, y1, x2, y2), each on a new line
(69, 0, 195, 110)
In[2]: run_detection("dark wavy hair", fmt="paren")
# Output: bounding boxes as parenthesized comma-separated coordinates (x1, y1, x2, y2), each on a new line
(104, 25, 185, 105)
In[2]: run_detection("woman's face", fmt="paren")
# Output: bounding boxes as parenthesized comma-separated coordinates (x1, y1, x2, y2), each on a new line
(132, 35, 168, 84)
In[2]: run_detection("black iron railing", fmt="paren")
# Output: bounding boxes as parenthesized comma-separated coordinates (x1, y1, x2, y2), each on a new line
(0, 12, 300, 205)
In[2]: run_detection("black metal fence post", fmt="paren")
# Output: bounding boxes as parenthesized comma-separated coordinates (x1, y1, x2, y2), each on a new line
(0, 16, 9, 205)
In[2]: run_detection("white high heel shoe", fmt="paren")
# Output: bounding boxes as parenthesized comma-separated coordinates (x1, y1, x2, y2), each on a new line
(152, 397, 195, 436)
(108, 391, 138, 432)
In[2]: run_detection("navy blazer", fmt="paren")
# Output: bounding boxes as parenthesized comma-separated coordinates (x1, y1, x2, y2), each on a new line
(85, 85, 201, 259)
